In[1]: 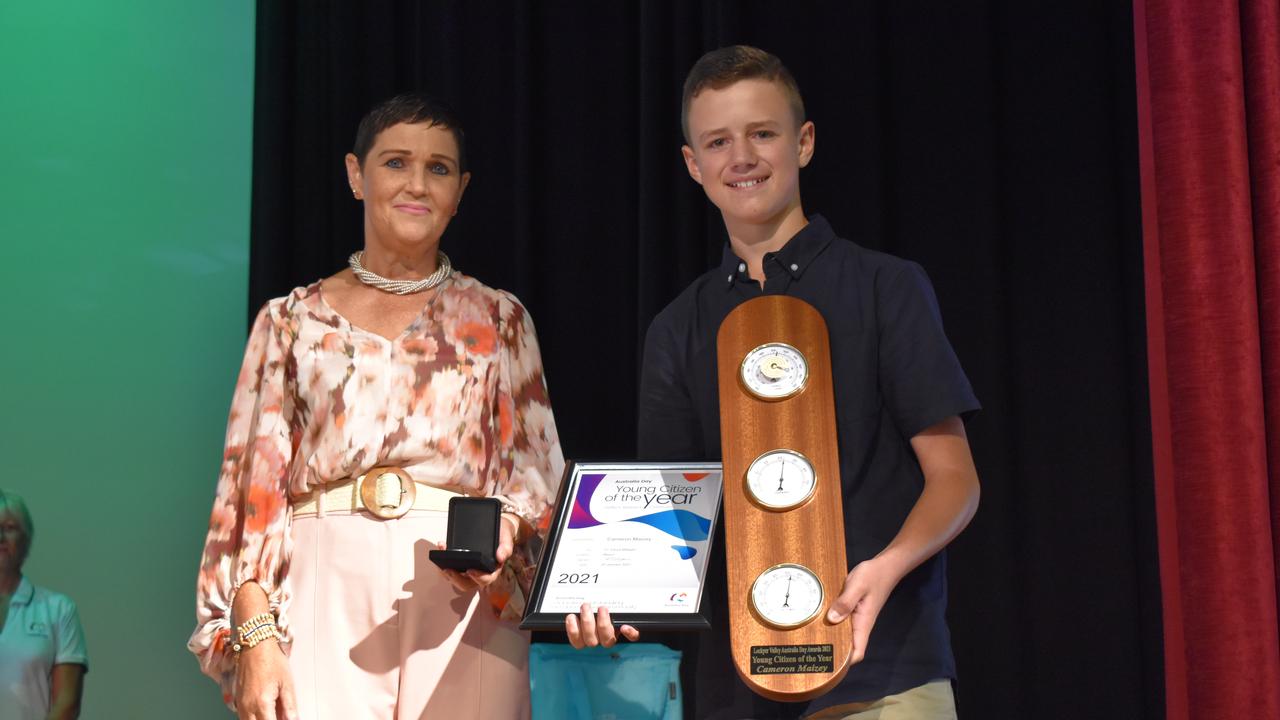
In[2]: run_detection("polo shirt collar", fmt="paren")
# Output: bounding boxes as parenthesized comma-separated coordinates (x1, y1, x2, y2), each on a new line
(719, 215, 836, 288)
(11, 575, 34, 605)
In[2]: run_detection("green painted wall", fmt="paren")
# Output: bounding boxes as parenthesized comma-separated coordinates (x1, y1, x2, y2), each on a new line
(0, 2, 254, 716)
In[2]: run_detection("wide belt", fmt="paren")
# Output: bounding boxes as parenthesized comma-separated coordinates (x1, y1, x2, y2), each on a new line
(291, 466, 461, 519)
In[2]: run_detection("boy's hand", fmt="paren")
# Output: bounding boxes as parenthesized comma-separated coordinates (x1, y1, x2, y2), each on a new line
(826, 556, 900, 665)
(565, 603, 641, 648)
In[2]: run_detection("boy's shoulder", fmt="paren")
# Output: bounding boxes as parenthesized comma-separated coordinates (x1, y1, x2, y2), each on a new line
(814, 229, 945, 311)
(822, 230, 927, 281)
(646, 268, 716, 343)
(772, 214, 926, 284)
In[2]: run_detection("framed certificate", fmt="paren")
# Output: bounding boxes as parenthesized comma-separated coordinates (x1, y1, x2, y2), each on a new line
(520, 461, 723, 630)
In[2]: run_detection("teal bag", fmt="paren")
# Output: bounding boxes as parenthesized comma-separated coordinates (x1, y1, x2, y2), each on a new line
(529, 642, 683, 720)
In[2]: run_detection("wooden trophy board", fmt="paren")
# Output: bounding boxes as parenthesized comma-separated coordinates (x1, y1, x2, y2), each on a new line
(716, 294, 851, 702)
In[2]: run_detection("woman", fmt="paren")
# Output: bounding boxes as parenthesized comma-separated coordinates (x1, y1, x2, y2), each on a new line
(189, 94, 564, 719)
(0, 490, 88, 720)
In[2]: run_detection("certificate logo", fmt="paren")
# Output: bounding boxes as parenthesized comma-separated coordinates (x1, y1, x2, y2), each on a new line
(669, 592, 688, 603)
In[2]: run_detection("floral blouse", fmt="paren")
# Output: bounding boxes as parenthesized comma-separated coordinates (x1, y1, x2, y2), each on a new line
(187, 275, 564, 701)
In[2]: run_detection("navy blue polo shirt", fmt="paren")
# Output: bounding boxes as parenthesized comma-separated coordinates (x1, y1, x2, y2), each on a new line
(638, 215, 979, 718)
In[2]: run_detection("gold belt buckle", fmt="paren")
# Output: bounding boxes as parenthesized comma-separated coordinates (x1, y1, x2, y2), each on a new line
(358, 466, 416, 519)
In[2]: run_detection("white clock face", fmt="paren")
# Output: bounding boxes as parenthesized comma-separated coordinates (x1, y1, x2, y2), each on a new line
(750, 563, 825, 629)
(740, 343, 809, 400)
(745, 449, 817, 511)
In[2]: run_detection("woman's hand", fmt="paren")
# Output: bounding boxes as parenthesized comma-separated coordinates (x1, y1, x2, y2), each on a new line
(231, 582, 297, 720)
(235, 639, 297, 720)
(438, 513, 516, 592)
(564, 603, 640, 649)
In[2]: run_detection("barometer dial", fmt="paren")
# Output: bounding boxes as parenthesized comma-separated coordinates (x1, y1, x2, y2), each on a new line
(740, 343, 809, 400)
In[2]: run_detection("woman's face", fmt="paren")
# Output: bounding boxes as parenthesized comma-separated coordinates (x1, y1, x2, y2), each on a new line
(0, 509, 28, 573)
(345, 122, 471, 257)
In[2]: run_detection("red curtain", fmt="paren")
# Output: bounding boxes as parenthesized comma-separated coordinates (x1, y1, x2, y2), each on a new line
(1134, 1, 1280, 718)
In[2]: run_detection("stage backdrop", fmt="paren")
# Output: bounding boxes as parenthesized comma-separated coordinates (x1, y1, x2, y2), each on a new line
(0, 2, 253, 717)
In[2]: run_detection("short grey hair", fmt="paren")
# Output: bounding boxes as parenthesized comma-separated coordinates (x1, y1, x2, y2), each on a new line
(0, 489, 34, 559)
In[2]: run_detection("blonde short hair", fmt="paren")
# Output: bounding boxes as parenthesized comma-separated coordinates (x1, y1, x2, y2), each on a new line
(681, 45, 806, 144)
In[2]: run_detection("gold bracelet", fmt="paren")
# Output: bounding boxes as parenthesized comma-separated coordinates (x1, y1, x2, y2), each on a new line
(233, 624, 281, 653)
(232, 612, 280, 653)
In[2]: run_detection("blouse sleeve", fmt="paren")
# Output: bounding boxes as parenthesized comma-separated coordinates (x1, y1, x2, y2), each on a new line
(188, 301, 295, 704)
(485, 292, 565, 620)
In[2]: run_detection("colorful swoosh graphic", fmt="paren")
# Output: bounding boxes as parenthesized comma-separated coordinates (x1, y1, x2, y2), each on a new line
(568, 473, 712, 548)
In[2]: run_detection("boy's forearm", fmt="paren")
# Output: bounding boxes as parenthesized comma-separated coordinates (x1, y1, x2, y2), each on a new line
(874, 417, 980, 582)
(876, 468, 979, 582)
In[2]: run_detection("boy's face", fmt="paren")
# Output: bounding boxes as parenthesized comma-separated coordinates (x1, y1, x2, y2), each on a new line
(682, 78, 814, 229)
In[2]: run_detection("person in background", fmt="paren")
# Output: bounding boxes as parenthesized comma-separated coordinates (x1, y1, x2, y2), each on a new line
(189, 93, 563, 720)
(0, 490, 87, 720)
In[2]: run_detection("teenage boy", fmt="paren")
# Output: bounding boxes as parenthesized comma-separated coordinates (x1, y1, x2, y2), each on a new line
(567, 46, 980, 720)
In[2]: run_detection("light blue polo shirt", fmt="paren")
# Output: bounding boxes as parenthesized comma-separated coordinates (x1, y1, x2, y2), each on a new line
(0, 577, 88, 720)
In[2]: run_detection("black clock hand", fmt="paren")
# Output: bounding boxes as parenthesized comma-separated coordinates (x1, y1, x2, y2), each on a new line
(783, 576, 792, 607)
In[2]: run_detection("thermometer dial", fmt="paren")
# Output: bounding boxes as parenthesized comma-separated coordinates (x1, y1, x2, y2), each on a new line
(750, 563, 825, 629)
(745, 449, 817, 511)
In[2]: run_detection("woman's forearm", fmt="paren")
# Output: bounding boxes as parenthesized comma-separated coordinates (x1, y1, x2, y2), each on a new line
(231, 580, 272, 629)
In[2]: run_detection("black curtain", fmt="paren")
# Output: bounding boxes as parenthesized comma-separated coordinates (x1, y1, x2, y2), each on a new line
(250, 2, 1160, 718)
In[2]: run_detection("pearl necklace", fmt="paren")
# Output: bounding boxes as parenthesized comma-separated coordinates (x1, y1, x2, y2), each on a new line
(348, 251, 453, 295)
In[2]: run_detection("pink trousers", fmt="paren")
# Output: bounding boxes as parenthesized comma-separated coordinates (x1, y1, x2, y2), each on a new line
(287, 509, 531, 719)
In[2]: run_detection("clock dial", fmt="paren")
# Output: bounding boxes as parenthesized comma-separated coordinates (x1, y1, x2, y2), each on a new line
(745, 449, 817, 511)
(750, 563, 825, 629)
(740, 343, 809, 400)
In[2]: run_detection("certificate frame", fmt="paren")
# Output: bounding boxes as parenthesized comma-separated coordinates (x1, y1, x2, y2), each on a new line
(520, 460, 723, 631)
